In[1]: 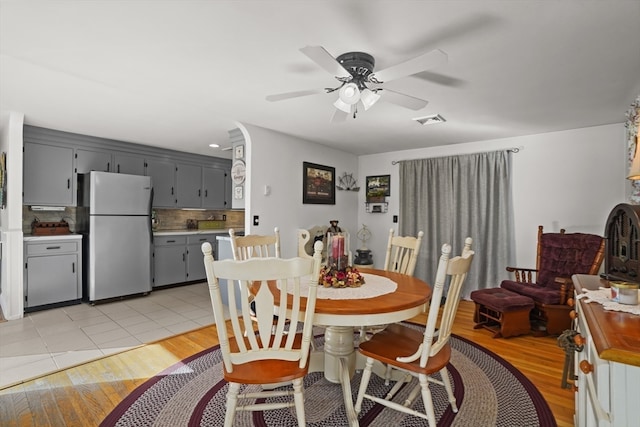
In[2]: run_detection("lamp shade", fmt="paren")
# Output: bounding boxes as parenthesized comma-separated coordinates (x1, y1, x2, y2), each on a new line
(338, 82, 360, 105)
(360, 88, 381, 111)
(333, 98, 353, 114)
(628, 122, 640, 180)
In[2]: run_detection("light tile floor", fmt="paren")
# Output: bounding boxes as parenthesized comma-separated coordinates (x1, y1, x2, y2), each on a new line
(0, 282, 219, 389)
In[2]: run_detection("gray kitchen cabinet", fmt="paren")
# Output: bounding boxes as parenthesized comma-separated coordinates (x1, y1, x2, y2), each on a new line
(114, 152, 145, 175)
(186, 234, 217, 281)
(75, 148, 112, 173)
(23, 142, 75, 206)
(23, 237, 82, 312)
(153, 235, 186, 287)
(153, 233, 218, 287)
(176, 163, 202, 208)
(202, 166, 228, 209)
(146, 159, 176, 207)
(22, 126, 231, 208)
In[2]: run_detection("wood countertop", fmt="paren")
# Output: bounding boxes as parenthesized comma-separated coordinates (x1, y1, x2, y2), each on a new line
(573, 274, 640, 367)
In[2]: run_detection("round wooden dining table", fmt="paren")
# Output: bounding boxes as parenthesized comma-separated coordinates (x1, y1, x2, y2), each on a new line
(266, 268, 431, 426)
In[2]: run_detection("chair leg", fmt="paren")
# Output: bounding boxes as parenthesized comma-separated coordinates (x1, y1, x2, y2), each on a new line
(418, 374, 437, 427)
(403, 382, 421, 407)
(225, 382, 240, 427)
(439, 367, 458, 412)
(292, 377, 306, 426)
(354, 357, 374, 414)
(384, 363, 392, 385)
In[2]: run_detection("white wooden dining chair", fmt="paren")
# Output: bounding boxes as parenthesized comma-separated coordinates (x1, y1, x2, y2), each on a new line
(354, 238, 474, 426)
(229, 227, 281, 260)
(229, 227, 285, 336)
(359, 229, 425, 341)
(201, 241, 323, 427)
(383, 228, 424, 275)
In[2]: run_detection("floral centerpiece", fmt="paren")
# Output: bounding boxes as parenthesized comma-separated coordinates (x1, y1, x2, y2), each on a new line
(318, 264, 365, 288)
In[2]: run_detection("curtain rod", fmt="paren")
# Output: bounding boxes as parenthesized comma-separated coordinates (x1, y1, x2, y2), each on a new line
(391, 147, 521, 165)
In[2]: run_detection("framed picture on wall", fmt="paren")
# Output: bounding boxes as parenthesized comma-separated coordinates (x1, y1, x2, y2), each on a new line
(303, 162, 336, 204)
(366, 174, 390, 201)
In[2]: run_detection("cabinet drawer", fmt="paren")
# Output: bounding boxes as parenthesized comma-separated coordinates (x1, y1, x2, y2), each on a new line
(187, 234, 217, 244)
(155, 235, 187, 246)
(27, 242, 78, 255)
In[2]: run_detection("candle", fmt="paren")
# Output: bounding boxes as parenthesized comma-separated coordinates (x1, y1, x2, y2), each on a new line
(330, 233, 345, 260)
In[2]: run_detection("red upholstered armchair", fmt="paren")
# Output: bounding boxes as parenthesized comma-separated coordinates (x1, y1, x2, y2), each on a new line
(500, 226, 605, 335)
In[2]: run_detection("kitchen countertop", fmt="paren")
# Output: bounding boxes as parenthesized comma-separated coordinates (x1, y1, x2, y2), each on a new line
(153, 228, 243, 236)
(23, 234, 83, 241)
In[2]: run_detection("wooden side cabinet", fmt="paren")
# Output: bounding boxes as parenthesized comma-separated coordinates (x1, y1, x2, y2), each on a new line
(572, 274, 640, 426)
(23, 235, 83, 312)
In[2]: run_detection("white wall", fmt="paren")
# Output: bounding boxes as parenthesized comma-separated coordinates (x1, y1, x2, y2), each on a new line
(0, 111, 25, 319)
(239, 124, 359, 258)
(358, 124, 627, 271)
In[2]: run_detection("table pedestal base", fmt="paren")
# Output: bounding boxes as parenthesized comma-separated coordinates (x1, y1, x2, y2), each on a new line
(323, 326, 356, 383)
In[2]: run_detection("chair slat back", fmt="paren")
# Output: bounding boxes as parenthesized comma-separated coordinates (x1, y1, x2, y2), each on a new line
(383, 229, 424, 276)
(230, 227, 281, 260)
(420, 238, 474, 367)
(202, 241, 323, 372)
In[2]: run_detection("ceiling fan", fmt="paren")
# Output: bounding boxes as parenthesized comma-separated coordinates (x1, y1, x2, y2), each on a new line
(266, 45, 448, 122)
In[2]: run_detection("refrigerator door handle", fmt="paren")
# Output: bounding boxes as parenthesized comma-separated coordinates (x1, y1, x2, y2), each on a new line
(148, 187, 155, 245)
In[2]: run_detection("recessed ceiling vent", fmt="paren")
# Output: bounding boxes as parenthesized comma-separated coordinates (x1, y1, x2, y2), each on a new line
(413, 114, 446, 125)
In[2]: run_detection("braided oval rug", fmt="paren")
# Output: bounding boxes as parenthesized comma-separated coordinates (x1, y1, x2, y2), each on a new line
(101, 325, 555, 427)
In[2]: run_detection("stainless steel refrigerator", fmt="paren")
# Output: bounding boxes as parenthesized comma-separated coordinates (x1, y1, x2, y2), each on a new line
(78, 171, 153, 303)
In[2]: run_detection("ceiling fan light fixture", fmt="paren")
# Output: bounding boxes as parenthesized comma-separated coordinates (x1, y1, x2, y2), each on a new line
(333, 97, 353, 113)
(360, 88, 381, 111)
(338, 82, 361, 105)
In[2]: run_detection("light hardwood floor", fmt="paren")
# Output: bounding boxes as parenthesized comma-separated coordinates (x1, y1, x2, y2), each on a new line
(0, 300, 574, 426)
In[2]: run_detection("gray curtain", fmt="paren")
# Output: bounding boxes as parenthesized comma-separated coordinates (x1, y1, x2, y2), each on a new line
(398, 150, 514, 299)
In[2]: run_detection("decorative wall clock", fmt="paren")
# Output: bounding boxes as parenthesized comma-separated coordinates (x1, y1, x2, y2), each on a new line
(231, 159, 246, 185)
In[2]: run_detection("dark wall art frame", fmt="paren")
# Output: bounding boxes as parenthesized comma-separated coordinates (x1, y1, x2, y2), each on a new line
(303, 161, 336, 204)
(366, 174, 391, 199)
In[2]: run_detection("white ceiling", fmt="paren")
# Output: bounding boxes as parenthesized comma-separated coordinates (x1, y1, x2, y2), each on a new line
(1, 1, 639, 159)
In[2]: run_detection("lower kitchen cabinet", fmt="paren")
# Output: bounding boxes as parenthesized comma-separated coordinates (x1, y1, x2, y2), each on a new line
(153, 236, 187, 287)
(153, 233, 218, 288)
(23, 235, 82, 312)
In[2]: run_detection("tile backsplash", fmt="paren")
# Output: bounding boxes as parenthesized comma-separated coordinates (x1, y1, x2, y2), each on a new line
(153, 208, 244, 231)
(23, 206, 244, 234)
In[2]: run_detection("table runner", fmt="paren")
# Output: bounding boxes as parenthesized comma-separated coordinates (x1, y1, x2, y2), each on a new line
(577, 287, 640, 315)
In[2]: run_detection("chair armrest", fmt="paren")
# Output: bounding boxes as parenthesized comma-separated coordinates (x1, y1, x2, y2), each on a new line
(505, 266, 538, 283)
(554, 276, 574, 305)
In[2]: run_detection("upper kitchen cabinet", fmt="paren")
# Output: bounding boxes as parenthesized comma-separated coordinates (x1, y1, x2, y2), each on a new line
(146, 159, 176, 207)
(113, 152, 145, 175)
(203, 166, 229, 209)
(23, 142, 75, 206)
(22, 125, 232, 208)
(176, 163, 202, 208)
(75, 148, 112, 173)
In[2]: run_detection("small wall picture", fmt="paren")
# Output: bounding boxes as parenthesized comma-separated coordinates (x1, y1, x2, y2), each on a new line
(366, 174, 390, 201)
(303, 162, 336, 204)
(234, 185, 243, 199)
(234, 144, 244, 160)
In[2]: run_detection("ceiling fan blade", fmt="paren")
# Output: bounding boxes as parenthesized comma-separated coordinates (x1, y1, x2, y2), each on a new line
(371, 49, 448, 83)
(265, 89, 325, 102)
(380, 89, 429, 111)
(300, 46, 352, 79)
(330, 108, 349, 123)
